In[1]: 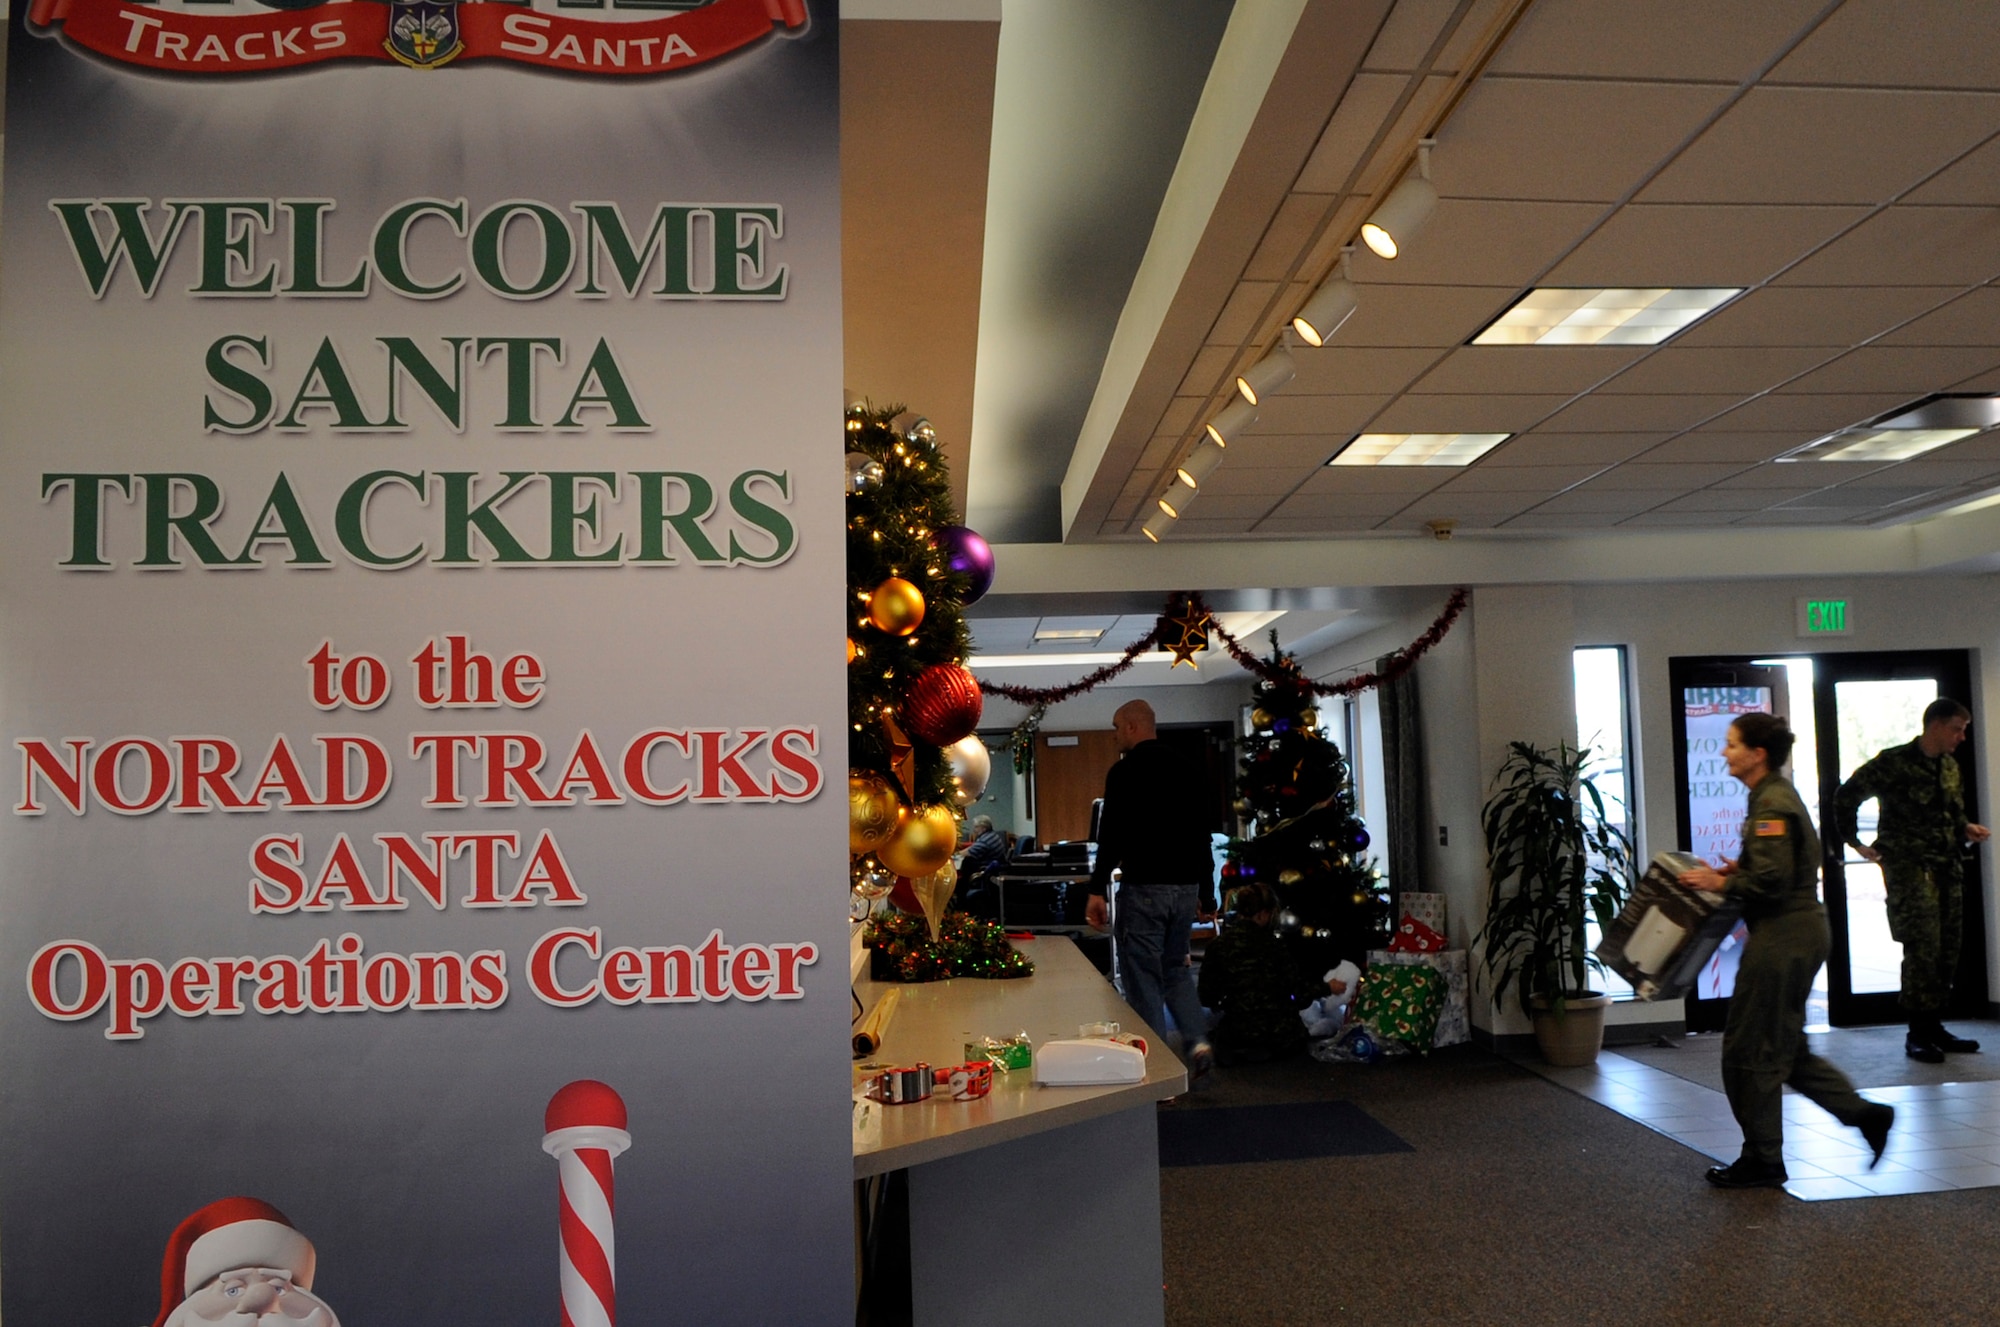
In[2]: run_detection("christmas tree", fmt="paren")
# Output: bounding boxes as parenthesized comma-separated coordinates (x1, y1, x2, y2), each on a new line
(1223, 636, 1390, 974)
(841, 403, 1029, 980)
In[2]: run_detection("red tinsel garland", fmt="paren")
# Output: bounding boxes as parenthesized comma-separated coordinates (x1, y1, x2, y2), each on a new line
(976, 587, 1469, 706)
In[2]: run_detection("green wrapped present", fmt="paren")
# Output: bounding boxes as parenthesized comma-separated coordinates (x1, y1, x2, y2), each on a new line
(1350, 963, 1446, 1051)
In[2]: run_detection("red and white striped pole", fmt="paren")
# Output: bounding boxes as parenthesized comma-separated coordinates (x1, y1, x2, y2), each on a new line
(543, 1080, 632, 1327)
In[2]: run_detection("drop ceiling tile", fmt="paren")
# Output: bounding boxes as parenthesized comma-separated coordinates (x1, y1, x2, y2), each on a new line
(1295, 466, 1452, 494)
(1207, 281, 1283, 347)
(1369, 392, 1571, 432)
(1905, 136, 2000, 206)
(1502, 512, 1638, 530)
(1331, 284, 1516, 348)
(1486, 0, 1826, 82)
(1136, 433, 1181, 470)
(1779, 207, 2000, 287)
(1598, 346, 1834, 395)
(1158, 395, 1204, 437)
(1227, 434, 1355, 469)
(1781, 346, 2000, 395)
(1769, 0, 2000, 90)
(1954, 367, 2000, 394)
(1840, 458, 2000, 486)
(1349, 200, 1607, 288)
(1708, 391, 1907, 431)
(1291, 347, 1444, 394)
(1440, 79, 1733, 203)
(1722, 462, 1888, 488)
(1180, 492, 1286, 521)
(1528, 489, 1678, 516)
(1392, 491, 1538, 517)
(1108, 495, 1144, 523)
(1253, 393, 1397, 435)
(1538, 393, 1745, 432)
(1673, 285, 1956, 348)
(1390, 508, 1508, 532)
(1736, 509, 1850, 526)
(1587, 461, 1752, 489)
(1655, 489, 1798, 513)
(1620, 510, 1748, 526)
(1481, 433, 1670, 466)
(1876, 289, 2000, 347)
(1269, 491, 1426, 520)
(1543, 203, 1871, 289)
(1361, 0, 1468, 73)
(1643, 433, 1805, 464)
(1431, 464, 1603, 492)
(1177, 344, 1239, 398)
(1244, 192, 1337, 283)
(1638, 88, 2000, 206)
(1412, 346, 1644, 396)
(1932, 434, 2000, 462)
(1298, 73, 1455, 193)
(1195, 466, 1314, 498)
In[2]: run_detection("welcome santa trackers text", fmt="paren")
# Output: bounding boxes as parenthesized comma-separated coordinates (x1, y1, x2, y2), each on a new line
(14, 633, 824, 1040)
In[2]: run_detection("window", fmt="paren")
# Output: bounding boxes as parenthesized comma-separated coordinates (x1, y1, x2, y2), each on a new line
(1575, 646, 1636, 999)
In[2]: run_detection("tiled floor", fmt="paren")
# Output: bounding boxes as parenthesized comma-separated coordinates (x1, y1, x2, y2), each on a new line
(1533, 1051, 2000, 1200)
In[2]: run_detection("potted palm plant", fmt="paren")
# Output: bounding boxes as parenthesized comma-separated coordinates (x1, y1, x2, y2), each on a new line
(1475, 740, 1633, 1065)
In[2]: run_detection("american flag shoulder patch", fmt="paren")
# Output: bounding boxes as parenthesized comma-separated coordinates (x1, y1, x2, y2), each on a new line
(1754, 819, 1787, 837)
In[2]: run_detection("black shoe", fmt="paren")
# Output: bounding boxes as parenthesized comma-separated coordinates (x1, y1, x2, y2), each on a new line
(1906, 1034, 1946, 1064)
(1934, 1028, 1982, 1053)
(1859, 1103, 1895, 1168)
(1705, 1159, 1788, 1189)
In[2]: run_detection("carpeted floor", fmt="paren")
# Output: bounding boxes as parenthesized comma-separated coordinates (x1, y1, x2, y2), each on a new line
(1159, 1043, 2000, 1325)
(1616, 1020, 2000, 1093)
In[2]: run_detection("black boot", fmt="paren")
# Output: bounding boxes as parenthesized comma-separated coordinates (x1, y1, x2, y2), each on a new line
(1916, 1015, 1981, 1054)
(1705, 1157, 1788, 1189)
(1907, 1024, 1946, 1063)
(1859, 1103, 1896, 1168)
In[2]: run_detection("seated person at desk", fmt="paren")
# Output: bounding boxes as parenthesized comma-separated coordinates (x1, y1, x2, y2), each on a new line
(957, 816, 1008, 879)
(1197, 883, 1329, 1065)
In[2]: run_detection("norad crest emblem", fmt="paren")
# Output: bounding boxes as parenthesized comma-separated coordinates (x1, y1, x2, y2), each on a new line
(25, 0, 807, 77)
(385, 0, 463, 69)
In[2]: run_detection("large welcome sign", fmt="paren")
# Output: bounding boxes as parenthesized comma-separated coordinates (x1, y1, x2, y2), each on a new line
(0, 1, 849, 1320)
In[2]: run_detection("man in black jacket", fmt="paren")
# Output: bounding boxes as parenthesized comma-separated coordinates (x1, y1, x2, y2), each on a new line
(1086, 699, 1215, 1075)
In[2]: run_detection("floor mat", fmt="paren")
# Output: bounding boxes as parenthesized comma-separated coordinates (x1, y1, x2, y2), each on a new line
(1157, 1099, 1412, 1167)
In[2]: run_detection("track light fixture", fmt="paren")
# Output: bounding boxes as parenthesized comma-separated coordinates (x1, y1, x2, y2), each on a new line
(1205, 399, 1257, 446)
(1176, 438, 1226, 489)
(1360, 138, 1436, 260)
(1141, 506, 1176, 542)
(1292, 247, 1358, 346)
(1234, 344, 1294, 406)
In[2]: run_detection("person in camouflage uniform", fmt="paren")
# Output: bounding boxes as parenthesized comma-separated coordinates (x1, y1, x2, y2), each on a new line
(1679, 713, 1894, 1189)
(1833, 697, 1991, 1063)
(1196, 883, 1329, 1065)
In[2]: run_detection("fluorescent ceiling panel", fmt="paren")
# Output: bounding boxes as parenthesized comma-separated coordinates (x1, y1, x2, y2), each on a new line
(1781, 427, 1978, 462)
(1329, 433, 1511, 467)
(1473, 288, 1742, 346)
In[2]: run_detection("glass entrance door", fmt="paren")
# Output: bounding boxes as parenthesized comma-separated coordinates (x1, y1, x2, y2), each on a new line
(1812, 651, 1983, 1026)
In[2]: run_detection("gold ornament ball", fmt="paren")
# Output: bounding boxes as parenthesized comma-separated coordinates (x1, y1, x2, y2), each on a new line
(878, 802, 958, 879)
(1300, 707, 1319, 730)
(868, 577, 926, 636)
(848, 771, 904, 855)
(1278, 868, 1303, 887)
(847, 637, 859, 664)
(1251, 707, 1273, 730)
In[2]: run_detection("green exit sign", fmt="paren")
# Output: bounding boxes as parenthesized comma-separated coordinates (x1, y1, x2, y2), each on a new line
(1796, 597, 1851, 636)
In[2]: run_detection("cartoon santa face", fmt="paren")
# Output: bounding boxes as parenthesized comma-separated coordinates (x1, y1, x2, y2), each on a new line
(165, 1267, 339, 1326)
(151, 1198, 340, 1327)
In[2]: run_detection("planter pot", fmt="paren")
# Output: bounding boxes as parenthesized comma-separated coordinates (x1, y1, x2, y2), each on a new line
(1530, 992, 1611, 1066)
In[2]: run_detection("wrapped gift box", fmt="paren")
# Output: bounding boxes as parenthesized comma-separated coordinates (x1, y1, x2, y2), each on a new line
(1399, 892, 1446, 937)
(1367, 947, 1468, 1048)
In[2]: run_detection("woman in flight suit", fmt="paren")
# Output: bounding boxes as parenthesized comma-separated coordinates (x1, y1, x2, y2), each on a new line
(1677, 712, 1897, 1189)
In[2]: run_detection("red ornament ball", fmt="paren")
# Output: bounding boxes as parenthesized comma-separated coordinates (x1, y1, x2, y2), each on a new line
(903, 662, 983, 747)
(887, 875, 923, 914)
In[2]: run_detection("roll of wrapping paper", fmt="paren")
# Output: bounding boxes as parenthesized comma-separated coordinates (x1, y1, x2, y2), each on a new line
(852, 987, 901, 1058)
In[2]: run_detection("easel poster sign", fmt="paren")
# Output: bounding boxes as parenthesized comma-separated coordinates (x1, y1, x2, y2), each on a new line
(0, 0, 849, 1319)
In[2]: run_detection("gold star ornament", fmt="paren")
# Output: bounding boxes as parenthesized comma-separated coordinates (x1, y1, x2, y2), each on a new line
(1159, 599, 1212, 668)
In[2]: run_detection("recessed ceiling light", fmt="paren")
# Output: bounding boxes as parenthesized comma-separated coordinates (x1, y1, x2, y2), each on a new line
(1779, 394, 2000, 462)
(1472, 287, 1741, 346)
(1328, 433, 1510, 467)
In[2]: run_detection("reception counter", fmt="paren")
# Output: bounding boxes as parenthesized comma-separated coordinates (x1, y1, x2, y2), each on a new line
(853, 932, 1185, 1327)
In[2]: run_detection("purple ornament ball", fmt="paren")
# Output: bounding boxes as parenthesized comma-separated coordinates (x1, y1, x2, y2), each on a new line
(1349, 826, 1371, 852)
(935, 525, 995, 604)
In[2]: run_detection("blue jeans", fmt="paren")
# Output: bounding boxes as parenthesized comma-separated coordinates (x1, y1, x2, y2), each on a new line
(1114, 884, 1208, 1049)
